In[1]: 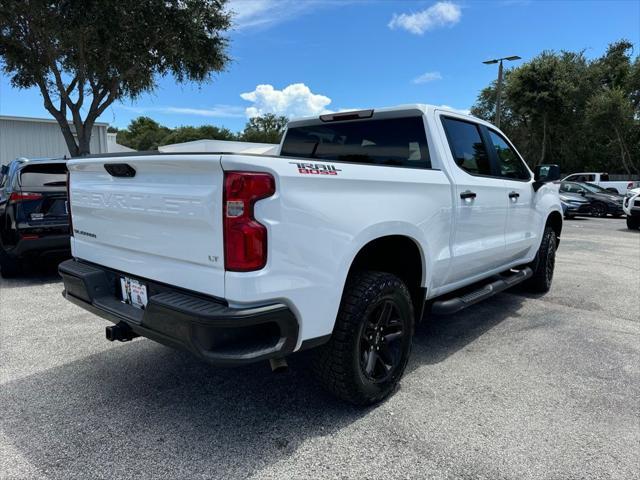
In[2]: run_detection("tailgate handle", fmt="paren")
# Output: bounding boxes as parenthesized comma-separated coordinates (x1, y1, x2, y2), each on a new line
(104, 163, 136, 178)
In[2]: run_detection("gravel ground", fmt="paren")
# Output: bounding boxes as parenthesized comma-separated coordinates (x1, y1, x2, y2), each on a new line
(1, 217, 639, 479)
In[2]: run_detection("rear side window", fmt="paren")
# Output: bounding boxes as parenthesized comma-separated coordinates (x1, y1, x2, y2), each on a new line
(281, 116, 431, 169)
(19, 163, 67, 188)
(441, 118, 491, 176)
(487, 130, 531, 180)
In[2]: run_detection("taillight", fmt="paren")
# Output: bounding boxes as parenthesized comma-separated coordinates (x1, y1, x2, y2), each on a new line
(223, 172, 275, 272)
(66, 170, 73, 236)
(9, 192, 43, 203)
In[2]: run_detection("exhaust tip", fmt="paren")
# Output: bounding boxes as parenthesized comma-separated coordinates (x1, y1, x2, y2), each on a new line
(269, 357, 288, 373)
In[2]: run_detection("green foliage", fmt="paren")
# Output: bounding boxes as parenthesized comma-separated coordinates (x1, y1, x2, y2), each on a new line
(117, 117, 171, 151)
(116, 113, 287, 150)
(159, 125, 236, 146)
(0, 0, 231, 156)
(240, 113, 289, 144)
(471, 40, 639, 174)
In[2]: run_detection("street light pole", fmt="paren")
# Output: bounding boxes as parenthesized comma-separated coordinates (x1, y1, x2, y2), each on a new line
(483, 55, 521, 129)
(495, 60, 504, 128)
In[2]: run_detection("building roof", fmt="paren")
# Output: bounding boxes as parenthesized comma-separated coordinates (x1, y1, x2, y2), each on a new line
(0, 114, 109, 127)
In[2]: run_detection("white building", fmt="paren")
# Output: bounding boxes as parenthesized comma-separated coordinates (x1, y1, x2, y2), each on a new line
(0, 115, 110, 165)
(107, 132, 135, 153)
(159, 138, 278, 155)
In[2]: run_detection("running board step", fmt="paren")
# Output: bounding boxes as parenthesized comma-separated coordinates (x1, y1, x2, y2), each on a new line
(431, 267, 533, 315)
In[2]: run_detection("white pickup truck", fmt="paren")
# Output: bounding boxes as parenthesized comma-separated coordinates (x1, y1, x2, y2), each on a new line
(562, 172, 640, 195)
(59, 105, 563, 405)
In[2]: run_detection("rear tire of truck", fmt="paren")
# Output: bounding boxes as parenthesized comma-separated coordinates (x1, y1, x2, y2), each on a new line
(312, 271, 414, 406)
(523, 226, 556, 293)
(627, 216, 640, 230)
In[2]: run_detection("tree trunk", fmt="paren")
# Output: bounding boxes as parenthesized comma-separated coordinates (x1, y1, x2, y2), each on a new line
(613, 127, 632, 176)
(55, 118, 81, 157)
(538, 114, 547, 166)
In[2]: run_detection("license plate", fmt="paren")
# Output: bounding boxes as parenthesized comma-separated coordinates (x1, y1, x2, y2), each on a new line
(120, 277, 148, 309)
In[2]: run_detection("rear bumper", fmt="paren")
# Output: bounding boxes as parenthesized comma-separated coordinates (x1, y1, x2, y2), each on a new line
(11, 234, 70, 257)
(59, 259, 299, 365)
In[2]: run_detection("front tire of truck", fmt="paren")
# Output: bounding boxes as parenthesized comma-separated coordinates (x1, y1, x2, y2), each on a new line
(312, 271, 414, 406)
(523, 225, 556, 293)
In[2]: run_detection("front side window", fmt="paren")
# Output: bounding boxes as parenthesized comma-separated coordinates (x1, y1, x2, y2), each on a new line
(441, 117, 491, 176)
(487, 130, 531, 180)
(281, 116, 431, 169)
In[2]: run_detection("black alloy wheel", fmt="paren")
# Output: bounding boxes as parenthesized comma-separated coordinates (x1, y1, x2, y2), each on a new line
(359, 299, 405, 383)
(592, 203, 607, 218)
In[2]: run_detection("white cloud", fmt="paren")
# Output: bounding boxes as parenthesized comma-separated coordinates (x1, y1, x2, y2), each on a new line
(240, 83, 333, 118)
(228, 0, 335, 30)
(412, 71, 443, 84)
(118, 105, 245, 118)
(388, 2, 461, 35)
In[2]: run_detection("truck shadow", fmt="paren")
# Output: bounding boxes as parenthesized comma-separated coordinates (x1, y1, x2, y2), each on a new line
(411, 291, 528, 368)
(0, 291, 526, 479)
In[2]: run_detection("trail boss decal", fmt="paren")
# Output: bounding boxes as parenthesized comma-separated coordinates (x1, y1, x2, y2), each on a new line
(289, 162, 341, 176)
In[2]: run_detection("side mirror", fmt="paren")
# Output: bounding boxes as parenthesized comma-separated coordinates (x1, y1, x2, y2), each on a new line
(578, 189, 586, 196)
(533, 164, 561, 192)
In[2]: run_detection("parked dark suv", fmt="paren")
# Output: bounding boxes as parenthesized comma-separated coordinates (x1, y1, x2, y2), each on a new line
(0, 157, 70, 277)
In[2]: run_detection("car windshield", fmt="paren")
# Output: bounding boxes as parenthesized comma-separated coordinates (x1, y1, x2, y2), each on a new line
(581, 182, 609, 193)
(19, 163, 67, 188)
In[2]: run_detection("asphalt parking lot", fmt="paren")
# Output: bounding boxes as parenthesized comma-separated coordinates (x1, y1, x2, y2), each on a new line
(1, 217, 638, 480)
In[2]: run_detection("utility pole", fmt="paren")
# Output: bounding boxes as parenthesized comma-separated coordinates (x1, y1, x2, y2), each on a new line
(483, 55, 521, 128)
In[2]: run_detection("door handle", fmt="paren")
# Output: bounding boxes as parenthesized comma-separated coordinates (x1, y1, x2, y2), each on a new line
(508, 191, 520, 199)
(460, 190, 477, 200)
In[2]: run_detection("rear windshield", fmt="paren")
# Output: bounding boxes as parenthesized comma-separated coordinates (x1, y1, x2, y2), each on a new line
(19, 163, 67, 188)
(281, 116, 431, 169)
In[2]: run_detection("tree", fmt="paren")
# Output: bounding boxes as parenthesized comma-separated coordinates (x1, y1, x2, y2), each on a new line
(240, 114, 289, 144)
(471, 39, 639, 174)
(586, 89, 637, 175)
(0, 0, 231, 157)
(117, 117, 171, 151)
(159, 125, 236, 146)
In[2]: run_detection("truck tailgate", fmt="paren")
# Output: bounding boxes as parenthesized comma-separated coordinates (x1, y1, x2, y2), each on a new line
(68, 155, 225, 298)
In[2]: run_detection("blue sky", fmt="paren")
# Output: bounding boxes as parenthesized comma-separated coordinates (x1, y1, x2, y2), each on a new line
(1, 0, 639, 132)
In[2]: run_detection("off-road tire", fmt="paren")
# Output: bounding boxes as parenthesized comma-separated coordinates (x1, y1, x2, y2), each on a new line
(627, 216, 640, 230)
(312, 271, 414, 405)
(523, 226, 556, 293)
